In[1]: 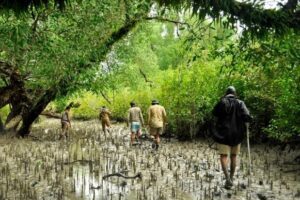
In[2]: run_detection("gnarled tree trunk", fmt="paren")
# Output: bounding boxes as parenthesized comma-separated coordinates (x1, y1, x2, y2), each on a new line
(0, 116, 4, 133)
(18, 88, 57, 137)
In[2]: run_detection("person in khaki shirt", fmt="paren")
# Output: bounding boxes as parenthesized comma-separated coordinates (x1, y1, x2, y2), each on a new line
(147, 99, 167, 150)
(99, 106, 111, 135)
(127, 101, 144, 146)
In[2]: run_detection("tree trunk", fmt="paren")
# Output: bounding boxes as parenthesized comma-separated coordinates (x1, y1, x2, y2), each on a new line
(0, 116, 4, 134)
(18, 88, 57, 137)
(0, 86, 15, 108)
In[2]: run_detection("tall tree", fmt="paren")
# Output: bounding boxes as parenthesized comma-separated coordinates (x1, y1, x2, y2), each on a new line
(0, 0, 151, 136)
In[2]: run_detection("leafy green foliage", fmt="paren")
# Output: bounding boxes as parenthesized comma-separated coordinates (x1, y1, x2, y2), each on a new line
(156, 0, 300, 37)
(0, 0, 299, 141)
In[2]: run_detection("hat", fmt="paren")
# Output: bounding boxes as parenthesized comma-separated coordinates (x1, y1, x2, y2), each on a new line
(226, 86, 236, 95)
(151, 99, 159, 105)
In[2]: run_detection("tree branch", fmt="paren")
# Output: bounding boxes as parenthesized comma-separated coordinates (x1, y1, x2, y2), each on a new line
(144, 16, 203, 40)
(139, 68, 153, 87)
(100, 90, 112, 104)
(157, 0, 300, 35)
(145, 16, 190, 28)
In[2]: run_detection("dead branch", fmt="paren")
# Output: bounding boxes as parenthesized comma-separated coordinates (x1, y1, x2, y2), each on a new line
(100, 91, 112, 104)
(103, 172, 142, 180)
(139, 68, 153, 87)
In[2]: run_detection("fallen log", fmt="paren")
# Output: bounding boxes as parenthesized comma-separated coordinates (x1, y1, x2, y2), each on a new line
(41, 111, 61, 119)
(103, 172, 142, 180)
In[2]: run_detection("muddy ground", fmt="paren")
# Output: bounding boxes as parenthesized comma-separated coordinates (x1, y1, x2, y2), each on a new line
(0, 119, 299, 200)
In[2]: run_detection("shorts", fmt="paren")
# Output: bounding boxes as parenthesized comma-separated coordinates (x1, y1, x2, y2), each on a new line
(217, 143, 241, 155)
(61, 121, 70, 129)
(101, 118, 110, 128)
(131, 122, 141, 133)
(149, 127, 163, 136)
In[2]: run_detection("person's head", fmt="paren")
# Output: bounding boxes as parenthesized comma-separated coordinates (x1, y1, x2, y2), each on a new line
(65, 106, 71, 111)
(130, 101, 136, 107)
(102, 106, 106, 109)
(151, 99, 159, 105)
(225, 86, 236, 95)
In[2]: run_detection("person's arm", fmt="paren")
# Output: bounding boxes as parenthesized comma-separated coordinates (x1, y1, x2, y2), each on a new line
(147, 108, 151, 126)
(106, 109, 112, 117)
(127, 109, 130, 127)
(99, 112, 102, 120)
(162, 107, 167, 125)
(240, 101, 252, 122)
(66, 111, 71, 127)
(212, 101, 221, 117)
(139, 108, 144, 126)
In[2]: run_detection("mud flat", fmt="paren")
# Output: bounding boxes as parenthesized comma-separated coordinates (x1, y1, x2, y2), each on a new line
(0, 119, 299, 200)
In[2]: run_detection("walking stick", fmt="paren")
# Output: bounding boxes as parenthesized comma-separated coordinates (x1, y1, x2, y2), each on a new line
(246, 123, 252, 184)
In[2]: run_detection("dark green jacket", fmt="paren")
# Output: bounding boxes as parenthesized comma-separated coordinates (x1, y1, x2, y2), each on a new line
(212, 94, 251, 146)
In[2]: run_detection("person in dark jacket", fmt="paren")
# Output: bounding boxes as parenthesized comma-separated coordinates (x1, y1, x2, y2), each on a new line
(212, 86, 251, 189)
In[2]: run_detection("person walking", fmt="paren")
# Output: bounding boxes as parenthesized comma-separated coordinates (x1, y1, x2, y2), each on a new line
(127, 101, 144, 146)
(212, 86, 252, 189)
(99, 106, 111, 135)
(60, 106, 71, 140)
(147, 99, 167, 150)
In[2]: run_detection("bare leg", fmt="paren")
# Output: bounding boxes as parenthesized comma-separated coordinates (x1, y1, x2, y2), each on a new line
(221, 154, 234, 189)
(59, 129, 65, 140)
(154, 133, 160, 150)
(65, 127, 69, 139)
(130, 132, 136, 145)
(60, 123, 67, 140)
(220, 154, 230, 180)
(136, 129, 141, 141)
(155, 134, 160, 144)
(106, 121, 111, 133)
(101, 122, 107, 138)
(230, 154, 237, 181)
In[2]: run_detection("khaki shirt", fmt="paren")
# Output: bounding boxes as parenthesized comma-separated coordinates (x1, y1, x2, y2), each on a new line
(128, 107, 144, 125)
(147, 105, 167, 128)
(99, 108, 111, 121)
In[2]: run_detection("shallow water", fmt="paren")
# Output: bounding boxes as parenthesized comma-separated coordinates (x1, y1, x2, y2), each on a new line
(0, 119, 299, 200)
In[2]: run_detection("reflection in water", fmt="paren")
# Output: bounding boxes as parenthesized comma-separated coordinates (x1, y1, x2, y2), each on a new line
(73, 165, 129, 200)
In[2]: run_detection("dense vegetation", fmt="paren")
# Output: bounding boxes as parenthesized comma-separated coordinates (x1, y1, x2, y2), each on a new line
(0, 0, 299, 142)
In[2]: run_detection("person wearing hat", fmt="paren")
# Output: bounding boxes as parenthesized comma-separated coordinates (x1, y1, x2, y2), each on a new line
(147, 99, 167, 150)
(127, 101, 144, 146)
(99, 106, 111, 135)
(212, 86, 252, 189)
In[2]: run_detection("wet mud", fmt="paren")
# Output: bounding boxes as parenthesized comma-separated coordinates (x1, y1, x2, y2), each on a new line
(0, 119, 299, 200)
